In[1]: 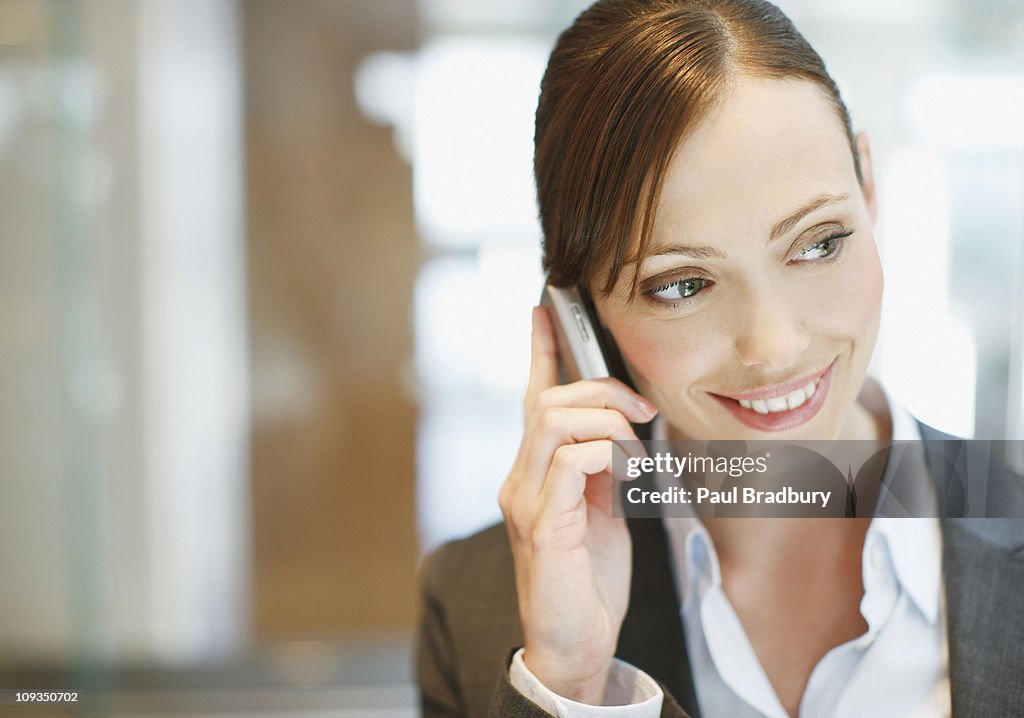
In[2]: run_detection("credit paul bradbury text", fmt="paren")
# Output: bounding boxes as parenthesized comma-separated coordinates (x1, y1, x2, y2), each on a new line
(622, 453, 831, 506)
(626, 485, 833, 508)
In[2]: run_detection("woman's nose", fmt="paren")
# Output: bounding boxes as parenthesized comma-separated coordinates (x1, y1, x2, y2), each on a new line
(731, 291, 810, 370)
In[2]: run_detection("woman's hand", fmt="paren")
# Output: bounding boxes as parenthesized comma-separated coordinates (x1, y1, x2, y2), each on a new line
(498, 305, 658, 705)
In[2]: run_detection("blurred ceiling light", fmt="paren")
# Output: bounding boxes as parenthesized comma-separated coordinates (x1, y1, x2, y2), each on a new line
(416, 397, 516, 550)
(412, 38, 547, 248)
(880, 147, 952, 313)
(476, 241, 543, 398)
(54, 59, 101, 131)
(888, 313, 977, 439)
(877, 146, 977, 438)
(418, 0, 554, 32)
(70, 355, 123, 420)
(249, 327, 324, 422)
(906, 74, 1024, 150)
(354, 50, 416, 162)
(413, 255, 480, 397)
(775, 0, 934, 24)
(412, 242, 542, 401)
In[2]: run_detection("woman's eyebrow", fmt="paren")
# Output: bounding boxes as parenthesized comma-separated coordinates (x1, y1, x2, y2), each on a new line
(768, 192, 850, 243)
(622, 243, 724, 266)
(640, 244, 726, 261)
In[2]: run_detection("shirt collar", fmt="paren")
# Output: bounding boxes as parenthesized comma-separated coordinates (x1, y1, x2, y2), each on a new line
(858, 379, 941, 623)
(866, 516, 942, 624)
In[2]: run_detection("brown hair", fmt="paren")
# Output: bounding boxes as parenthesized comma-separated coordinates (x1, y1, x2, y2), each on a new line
(535, 0, 863, 300)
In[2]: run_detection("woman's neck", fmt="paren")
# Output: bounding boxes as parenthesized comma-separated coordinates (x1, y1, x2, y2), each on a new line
(838, 397, 890, 441)
(849, 377, 894, 442)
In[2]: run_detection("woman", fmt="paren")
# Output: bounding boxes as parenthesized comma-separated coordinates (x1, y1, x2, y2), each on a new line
(416, 1, 1024, 716)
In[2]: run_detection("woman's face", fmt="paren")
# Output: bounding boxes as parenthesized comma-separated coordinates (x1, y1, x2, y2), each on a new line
(593, 75, 883, 441)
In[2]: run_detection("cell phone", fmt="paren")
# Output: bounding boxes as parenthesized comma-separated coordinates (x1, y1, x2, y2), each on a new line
(540, 284, 652, 440)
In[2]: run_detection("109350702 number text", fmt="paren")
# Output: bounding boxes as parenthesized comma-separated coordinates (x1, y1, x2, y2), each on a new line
(12, 691, 79, 703)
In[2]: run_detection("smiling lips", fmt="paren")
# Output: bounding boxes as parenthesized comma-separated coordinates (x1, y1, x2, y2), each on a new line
(737, 377, 821, 414)
(709, 360, 836, 431)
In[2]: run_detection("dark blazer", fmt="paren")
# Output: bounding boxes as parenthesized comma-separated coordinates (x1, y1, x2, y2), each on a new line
(416, 422, 1024, 717)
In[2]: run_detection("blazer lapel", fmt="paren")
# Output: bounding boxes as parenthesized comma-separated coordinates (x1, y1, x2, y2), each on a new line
(617, 510, 702, 717)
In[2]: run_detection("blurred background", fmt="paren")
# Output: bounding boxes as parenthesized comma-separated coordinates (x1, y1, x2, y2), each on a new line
(0, 0, 1022, 715)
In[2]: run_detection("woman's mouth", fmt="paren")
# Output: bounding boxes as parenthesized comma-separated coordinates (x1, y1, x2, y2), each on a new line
(708, 360, 836, 432)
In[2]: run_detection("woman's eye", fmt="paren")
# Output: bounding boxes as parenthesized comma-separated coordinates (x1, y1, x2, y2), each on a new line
(795, 231, 851, 262)
(646, 277, 711, 303)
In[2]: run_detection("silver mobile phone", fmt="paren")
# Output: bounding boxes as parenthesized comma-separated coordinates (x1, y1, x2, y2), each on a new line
(540, 284, 614, 383)
(540, 283, 651, 439)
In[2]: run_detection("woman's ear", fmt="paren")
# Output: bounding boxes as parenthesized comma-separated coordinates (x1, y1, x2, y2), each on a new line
(855, 131, 878, 226)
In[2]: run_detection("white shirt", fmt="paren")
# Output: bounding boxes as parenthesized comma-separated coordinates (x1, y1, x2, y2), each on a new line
(509, 381, 951, 717)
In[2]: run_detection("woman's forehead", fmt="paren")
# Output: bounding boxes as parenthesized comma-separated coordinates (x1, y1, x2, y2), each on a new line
(653, 77, 857, 239)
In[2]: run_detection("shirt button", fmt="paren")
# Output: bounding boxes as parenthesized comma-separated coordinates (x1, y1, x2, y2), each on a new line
(870, 541, 885, 570)
(690, 535, 709, 568)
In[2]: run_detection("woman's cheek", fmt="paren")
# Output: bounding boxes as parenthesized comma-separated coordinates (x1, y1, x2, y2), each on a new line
(614, 319, 714, 407)
(843, 243, 884, 335)
(809, 242, 884, 337)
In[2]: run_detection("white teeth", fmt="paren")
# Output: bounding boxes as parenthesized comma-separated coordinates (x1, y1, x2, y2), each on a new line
(736, 377, 821, 414)
(786, 390, 807, 410)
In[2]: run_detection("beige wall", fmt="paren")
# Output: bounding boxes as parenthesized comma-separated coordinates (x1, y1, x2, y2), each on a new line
(244, 0, 420, 636)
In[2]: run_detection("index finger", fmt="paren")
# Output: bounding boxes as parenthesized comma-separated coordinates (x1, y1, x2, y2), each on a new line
(525, 305, 559, 409)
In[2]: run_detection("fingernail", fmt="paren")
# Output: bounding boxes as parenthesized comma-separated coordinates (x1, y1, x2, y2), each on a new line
(637, 398, 658, 419)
